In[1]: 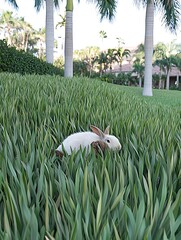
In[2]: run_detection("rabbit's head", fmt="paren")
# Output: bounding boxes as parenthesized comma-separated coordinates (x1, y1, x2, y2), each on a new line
(90, 125, 122, 151)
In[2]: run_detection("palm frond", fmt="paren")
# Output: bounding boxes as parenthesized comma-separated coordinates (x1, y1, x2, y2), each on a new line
(158, 0, 181, 32)
(34, 0, 60, 11)
(34, 0, 44, 11)
(95, 0, 117, 21)
(54, 0, 61, 8)
(5, 0, 18, 9)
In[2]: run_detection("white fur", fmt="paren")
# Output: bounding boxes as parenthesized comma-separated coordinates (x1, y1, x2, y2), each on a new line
(56, 130, 121, 155)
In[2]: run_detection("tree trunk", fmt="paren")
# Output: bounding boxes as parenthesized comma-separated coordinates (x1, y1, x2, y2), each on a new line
(64, 10, 73, 77)
(46, 0, 54, 63)
(158, 78, 162, 89)
(142, 0, 154, 96)
(89, 64, 92, 77)
(176, 74, 179, 88)
(100, 63, 103, 77)
(166, 71, 170, 90)
(24, 33, 29, 52)
(23, 33, 26, 50)
(139, 76, 142, 87)
(158, 69, 162, 89)
(7, 26, 12, 45)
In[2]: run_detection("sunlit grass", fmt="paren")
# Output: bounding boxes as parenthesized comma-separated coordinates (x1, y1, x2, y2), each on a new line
(0, 73, 180, 239)
(109, 83, 181, 108)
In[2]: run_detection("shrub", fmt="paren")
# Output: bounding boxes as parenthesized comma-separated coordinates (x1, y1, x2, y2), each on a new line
(114, 72, 133, 86)
(0, 40, 63, 75)
(73, 60, 89, 77)
(100, 73, 117, 83)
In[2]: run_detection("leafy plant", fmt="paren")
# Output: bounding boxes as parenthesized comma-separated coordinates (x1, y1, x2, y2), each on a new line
(0, 73, 180, 239)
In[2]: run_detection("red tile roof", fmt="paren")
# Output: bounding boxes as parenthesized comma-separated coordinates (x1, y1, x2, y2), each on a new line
(111, 63, 181, 77)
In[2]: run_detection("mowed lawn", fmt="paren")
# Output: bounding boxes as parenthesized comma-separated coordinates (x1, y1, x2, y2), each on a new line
(0, 73, 180, 239)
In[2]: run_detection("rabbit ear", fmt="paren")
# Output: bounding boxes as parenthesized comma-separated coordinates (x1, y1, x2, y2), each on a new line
(90, 125, 104, 138)
(104, 126, 110, 135)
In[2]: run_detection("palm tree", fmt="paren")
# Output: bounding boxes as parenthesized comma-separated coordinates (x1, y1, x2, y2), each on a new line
(173, 53, 181, 87)
(107, 48, 117, 72)
(36, 28, 46, 59)
(134, 43, 145, 61)
(115, 47, 130, 70)
(142, 0, 154, 96)
(154, 41, 179, 90)
(74, 46, 100, 76)
(134, 0, 180, 96)
(34, 0, 59, 64)
(94, 51, 109, 76)
(0, 11, 15, 45)
(132, 44, 145, 87)
(16, 17, 34, 51)
(99, 30, 107, 50)
(64, 0, 117, 77)
(116, 37, 125, 48)
(64, 0, 74, 77)
(132, 59, 144, 87)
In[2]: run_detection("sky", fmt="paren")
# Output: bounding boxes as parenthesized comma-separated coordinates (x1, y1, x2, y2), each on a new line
(0, 0, 181, 51)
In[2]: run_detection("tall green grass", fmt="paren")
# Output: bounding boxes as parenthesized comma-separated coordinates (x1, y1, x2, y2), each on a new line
(0, 73, 180, 239)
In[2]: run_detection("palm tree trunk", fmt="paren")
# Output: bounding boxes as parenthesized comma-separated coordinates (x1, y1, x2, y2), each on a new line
(64, 10, 73, 77)
(100, 63, 103, 77)
(166, 70, 170, 90)
(46, 0, 54, 64)
(23, 33, 26, 50)
(158, 69, 162, 89)
(158, 78, 162, 89)
(64, 0, 73, 77)
(7, 26, 12, 45)
(142, 0, 154, 96)
(176, 74, 179, 88)
(24, 33, 29, 52)
(139, 75, 142, 87)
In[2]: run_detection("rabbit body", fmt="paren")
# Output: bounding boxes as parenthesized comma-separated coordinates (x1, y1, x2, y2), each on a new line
(56, 132, 100, 155)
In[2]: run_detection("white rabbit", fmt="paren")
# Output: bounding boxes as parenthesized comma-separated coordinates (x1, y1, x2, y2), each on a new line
(56, 125, 121, 157)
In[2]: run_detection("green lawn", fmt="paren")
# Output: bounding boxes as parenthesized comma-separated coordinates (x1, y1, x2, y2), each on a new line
(0, 73, 180, 239)
(110, 83, 181, 108)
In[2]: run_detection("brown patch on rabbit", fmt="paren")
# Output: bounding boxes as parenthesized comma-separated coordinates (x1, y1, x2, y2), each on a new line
(91, 140, 109, 156)
(55, 150, 64, 159)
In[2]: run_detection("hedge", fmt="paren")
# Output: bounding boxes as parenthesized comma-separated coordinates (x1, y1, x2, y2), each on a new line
(0, 40, 63, 75)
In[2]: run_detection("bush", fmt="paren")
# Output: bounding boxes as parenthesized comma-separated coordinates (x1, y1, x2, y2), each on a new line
(0, 40, 63, 75)
(100, 73, 117, 83)
(73, 60, 89, 77)
(115, 72, 133, 85)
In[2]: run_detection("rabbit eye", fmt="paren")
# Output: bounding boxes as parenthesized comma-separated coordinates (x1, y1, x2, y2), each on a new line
(106, 139, 110, 143)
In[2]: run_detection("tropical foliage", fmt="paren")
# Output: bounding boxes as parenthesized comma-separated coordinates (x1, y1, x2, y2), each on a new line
(0, 11, 45, 57)
(154, 41, 180, 90)
(72, 46, 131, 77)
(0, 73, 180, 239)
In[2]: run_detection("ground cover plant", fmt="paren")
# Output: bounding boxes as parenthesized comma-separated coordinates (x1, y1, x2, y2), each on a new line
(0, 73, 180, 239)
